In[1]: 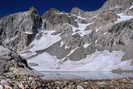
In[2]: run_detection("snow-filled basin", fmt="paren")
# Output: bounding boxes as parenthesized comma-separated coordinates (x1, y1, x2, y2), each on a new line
(25, 50, 133, 80)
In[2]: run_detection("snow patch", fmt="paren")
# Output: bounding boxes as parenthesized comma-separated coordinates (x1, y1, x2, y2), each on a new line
(64, 45, 70, 50)
(30, 31, 61, 52)
(116, 13, 133, 23)
(0, 85, 3, 89)
(129, 5, 133, 9)
(72, 23, 93, 36)
(20, 51, 37, 59)
(28, 52, 59, 71)
(83, 43, 91, 48)
(24, 31, 33, 34)
(60, 41, 64, 47)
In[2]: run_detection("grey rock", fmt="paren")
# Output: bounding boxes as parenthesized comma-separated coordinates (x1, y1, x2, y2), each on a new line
(0, 7, 42, 52)
(29, 62, 39, 67)
(70, 0, 133, 19)
(42, 8, 78, 32)
(45, 41, 70, 59)
(77, 85, 84, 89)
(126, 8, 133, 16)
(0, 46, 29, 74)
(45, 32, 96, 61)
(43, 7, 133, 62)
(71, 7, 84, 16)
(95, 19, 133, 60)
(99, 0, 133, 12)
(0, 46, 10, 57)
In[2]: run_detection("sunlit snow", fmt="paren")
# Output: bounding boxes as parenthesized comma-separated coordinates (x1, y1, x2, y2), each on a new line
(25, 50, 133, 79)
(116, 13, 133, 23)
(28, 50, 133, 71)
(30, 31, 61, 52)
(72, 23, 93, 36)
(83, 43, 91, 48)
(129, 5, 133, 9)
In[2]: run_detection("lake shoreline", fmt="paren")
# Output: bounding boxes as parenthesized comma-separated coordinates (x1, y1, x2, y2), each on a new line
(1, 71, 133, 89)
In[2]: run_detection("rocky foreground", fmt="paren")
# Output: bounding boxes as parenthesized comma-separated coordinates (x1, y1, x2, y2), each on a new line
(1, 75, 133, 89)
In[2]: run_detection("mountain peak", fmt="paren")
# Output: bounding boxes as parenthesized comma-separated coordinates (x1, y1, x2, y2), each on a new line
(28, 6, 38, 14)
(101, 0, 133, 11)
(47, 8, 60, 14)
(71, 7, 84, 15)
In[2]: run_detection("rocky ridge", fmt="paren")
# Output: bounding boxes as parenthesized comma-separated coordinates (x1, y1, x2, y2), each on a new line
(26, 2, 133, 62)
(0, 7, 42, 52)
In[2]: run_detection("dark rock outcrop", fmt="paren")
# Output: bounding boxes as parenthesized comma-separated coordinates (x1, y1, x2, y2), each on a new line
(0, 46, 29, 75)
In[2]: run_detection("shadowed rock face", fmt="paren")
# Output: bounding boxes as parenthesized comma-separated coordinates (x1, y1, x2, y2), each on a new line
(0, 7, 42, 52)
(0, 46, 29, 74)
(126, 8, 133, 16)
(107, 19, 133, 60)
(91, 19, 133, 61)
(42, 8, 78, 32)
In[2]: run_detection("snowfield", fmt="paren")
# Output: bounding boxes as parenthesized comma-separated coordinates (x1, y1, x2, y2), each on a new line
(30, 31, 61, 52)
(26, 50, 133, 79)
(28, 50, 133, 72)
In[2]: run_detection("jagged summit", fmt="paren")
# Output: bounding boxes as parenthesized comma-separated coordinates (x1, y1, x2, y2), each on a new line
(0, 7, 42, 51)
(71, 7, 84, 15)
(28, 6, 38, 14)
(101, 0, 133, 11)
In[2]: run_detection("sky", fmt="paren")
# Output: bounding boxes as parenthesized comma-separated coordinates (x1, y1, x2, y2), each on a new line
(0, 0, 106, 17)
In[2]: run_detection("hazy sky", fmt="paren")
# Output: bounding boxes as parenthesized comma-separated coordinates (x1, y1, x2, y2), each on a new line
(0, 0, 106, 17)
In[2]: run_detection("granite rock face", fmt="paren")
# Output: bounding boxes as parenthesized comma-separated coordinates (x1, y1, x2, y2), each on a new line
(0, 7, 42, 52)
(42, 8, 78, 32)
(18, 0, 133, 62)
(99, 0, 133, 12)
